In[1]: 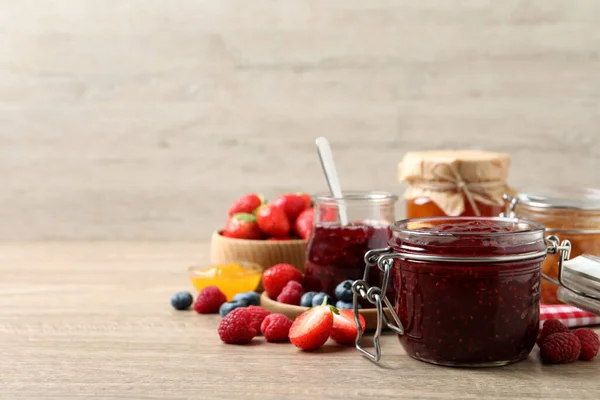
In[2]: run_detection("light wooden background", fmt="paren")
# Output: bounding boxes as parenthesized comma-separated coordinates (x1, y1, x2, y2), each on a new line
(1, 1, 599, 240)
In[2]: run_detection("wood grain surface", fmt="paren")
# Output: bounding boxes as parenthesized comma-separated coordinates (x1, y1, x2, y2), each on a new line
(1, 242, 599, 399)
(1, 1, 600, 240)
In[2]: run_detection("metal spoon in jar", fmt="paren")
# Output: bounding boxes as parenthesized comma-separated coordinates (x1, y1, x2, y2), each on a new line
(315, 136, 348, 226)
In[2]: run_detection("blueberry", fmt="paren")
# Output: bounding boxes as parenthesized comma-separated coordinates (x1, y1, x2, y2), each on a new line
(232, 291, 260, 306)
(300, 291, 317, 307)
(334, 280, 354, 302)
(219, 301, 245, 317)
(336, 300, 360, 310)
(170, 291, 193, 310)
(311, 292, 334, 307)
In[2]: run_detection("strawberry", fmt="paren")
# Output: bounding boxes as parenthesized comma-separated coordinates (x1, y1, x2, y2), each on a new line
(289, 297, 337, 351)
(293, 208, 314, 240)
(273, 194, 308, 222)
(330, 309, 366, 345)
(228, 194, 263, 216)
(297, 192, 312, 209)
(256, 204, 291, 238)
(222, 213, 263, 240)
(262, 263, 303, 299)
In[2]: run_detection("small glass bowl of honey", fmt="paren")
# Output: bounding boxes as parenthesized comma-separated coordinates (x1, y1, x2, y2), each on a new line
(188, 261, 263, 301)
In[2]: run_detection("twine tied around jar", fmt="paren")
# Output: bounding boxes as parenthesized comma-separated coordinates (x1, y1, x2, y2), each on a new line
(413, 163, 506, 216)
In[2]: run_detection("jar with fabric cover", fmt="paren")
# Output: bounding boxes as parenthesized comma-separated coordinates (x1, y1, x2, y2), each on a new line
(398, 150, 511, 218)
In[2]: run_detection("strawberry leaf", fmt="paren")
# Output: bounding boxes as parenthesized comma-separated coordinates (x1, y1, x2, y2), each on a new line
(232, 212, 257, 222)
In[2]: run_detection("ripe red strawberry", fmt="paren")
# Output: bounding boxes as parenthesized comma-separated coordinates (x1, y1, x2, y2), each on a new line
(256, 204, 291, 238)
(217, 308, 257, 344)
(228, 194, 263, 216)
(573, 328, 600, 361)
(262, 263, 303, 299)
(222, 213, 263, 240)
(273, 194, 308, 222)
(293, 208, 314, 240)
(277, 280, 304, 305)
(289, 298, 337, 350)
(537, 319, 569, 345)
(539, 332, 581, 364)
(261, 313, 293, 342)
(246, 305, 271, 333)
(193, 286, 227, 314)
(330, 309, 366, 345)
(297, 192, 312, 209)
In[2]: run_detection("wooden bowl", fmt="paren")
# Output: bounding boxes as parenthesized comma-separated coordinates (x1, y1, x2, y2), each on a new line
(210, 231, 307, 273)
(260, 292, 393, 331)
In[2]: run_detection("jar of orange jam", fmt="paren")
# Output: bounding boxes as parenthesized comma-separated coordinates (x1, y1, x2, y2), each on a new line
(505, 188, 600, 304)
(398, 150, 510, 218)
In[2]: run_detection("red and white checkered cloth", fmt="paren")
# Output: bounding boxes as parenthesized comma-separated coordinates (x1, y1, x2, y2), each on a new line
(540, 304, 600, 328)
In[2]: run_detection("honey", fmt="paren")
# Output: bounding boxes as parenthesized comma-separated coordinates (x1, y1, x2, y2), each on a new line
(407, 196, 504, 218)
(188, 262, 262, 301)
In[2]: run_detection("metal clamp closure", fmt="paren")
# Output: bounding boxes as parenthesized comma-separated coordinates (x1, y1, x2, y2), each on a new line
(543, 235, 600, 301)
(500, 193, 518, 218)
(352, 247, 404, 363)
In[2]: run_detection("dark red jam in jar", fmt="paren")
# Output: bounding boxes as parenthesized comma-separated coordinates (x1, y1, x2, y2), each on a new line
(390, 217, 546, 367)
(303, 192, 398, 302)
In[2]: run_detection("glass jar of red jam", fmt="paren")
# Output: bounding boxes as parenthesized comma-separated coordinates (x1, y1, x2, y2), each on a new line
(303, 191, 398, 302)
(353, 217, 548, 367)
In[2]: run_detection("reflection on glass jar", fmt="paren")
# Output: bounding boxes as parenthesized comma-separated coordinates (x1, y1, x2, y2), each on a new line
(303, 191, 398, 304)
(389, 217, 546, 367)
(508, 188, 600, 305)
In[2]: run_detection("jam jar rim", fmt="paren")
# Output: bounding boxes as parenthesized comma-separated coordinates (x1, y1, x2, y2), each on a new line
(314, 191, 398, 204)
(515, 186, 600, 211)
(390, 216, 545, 237)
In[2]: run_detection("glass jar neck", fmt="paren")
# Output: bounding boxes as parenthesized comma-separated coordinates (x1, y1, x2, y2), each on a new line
(313, 191, 398, 225)
(515, 205, 600, 231)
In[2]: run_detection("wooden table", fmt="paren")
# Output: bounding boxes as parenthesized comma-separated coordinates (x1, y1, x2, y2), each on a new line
(1, 242, 599, 399)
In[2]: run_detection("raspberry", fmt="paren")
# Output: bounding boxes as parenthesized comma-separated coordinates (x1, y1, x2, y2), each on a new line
(193, 286, 227, 314)
(573, 328, 600, 361)
(260, 313, 293, 342)
(276, 280, 303, 305)
(283, 280, 303, 292)
(539, 332, 581, 364)
(246, 305, 271, 333)
(537, 319, 569, 345)
(217, 308, 257, 344)
(262, 264, 303, 299)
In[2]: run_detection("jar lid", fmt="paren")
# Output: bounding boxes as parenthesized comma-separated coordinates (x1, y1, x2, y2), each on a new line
(558, 255, 600, 313)
(516, 187, 600, 211)
(398, 150, 510, 216)
(398, 150, 510, 184)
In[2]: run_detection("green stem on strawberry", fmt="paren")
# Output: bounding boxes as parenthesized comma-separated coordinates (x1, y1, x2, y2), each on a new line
(321, 296, 339, 314)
